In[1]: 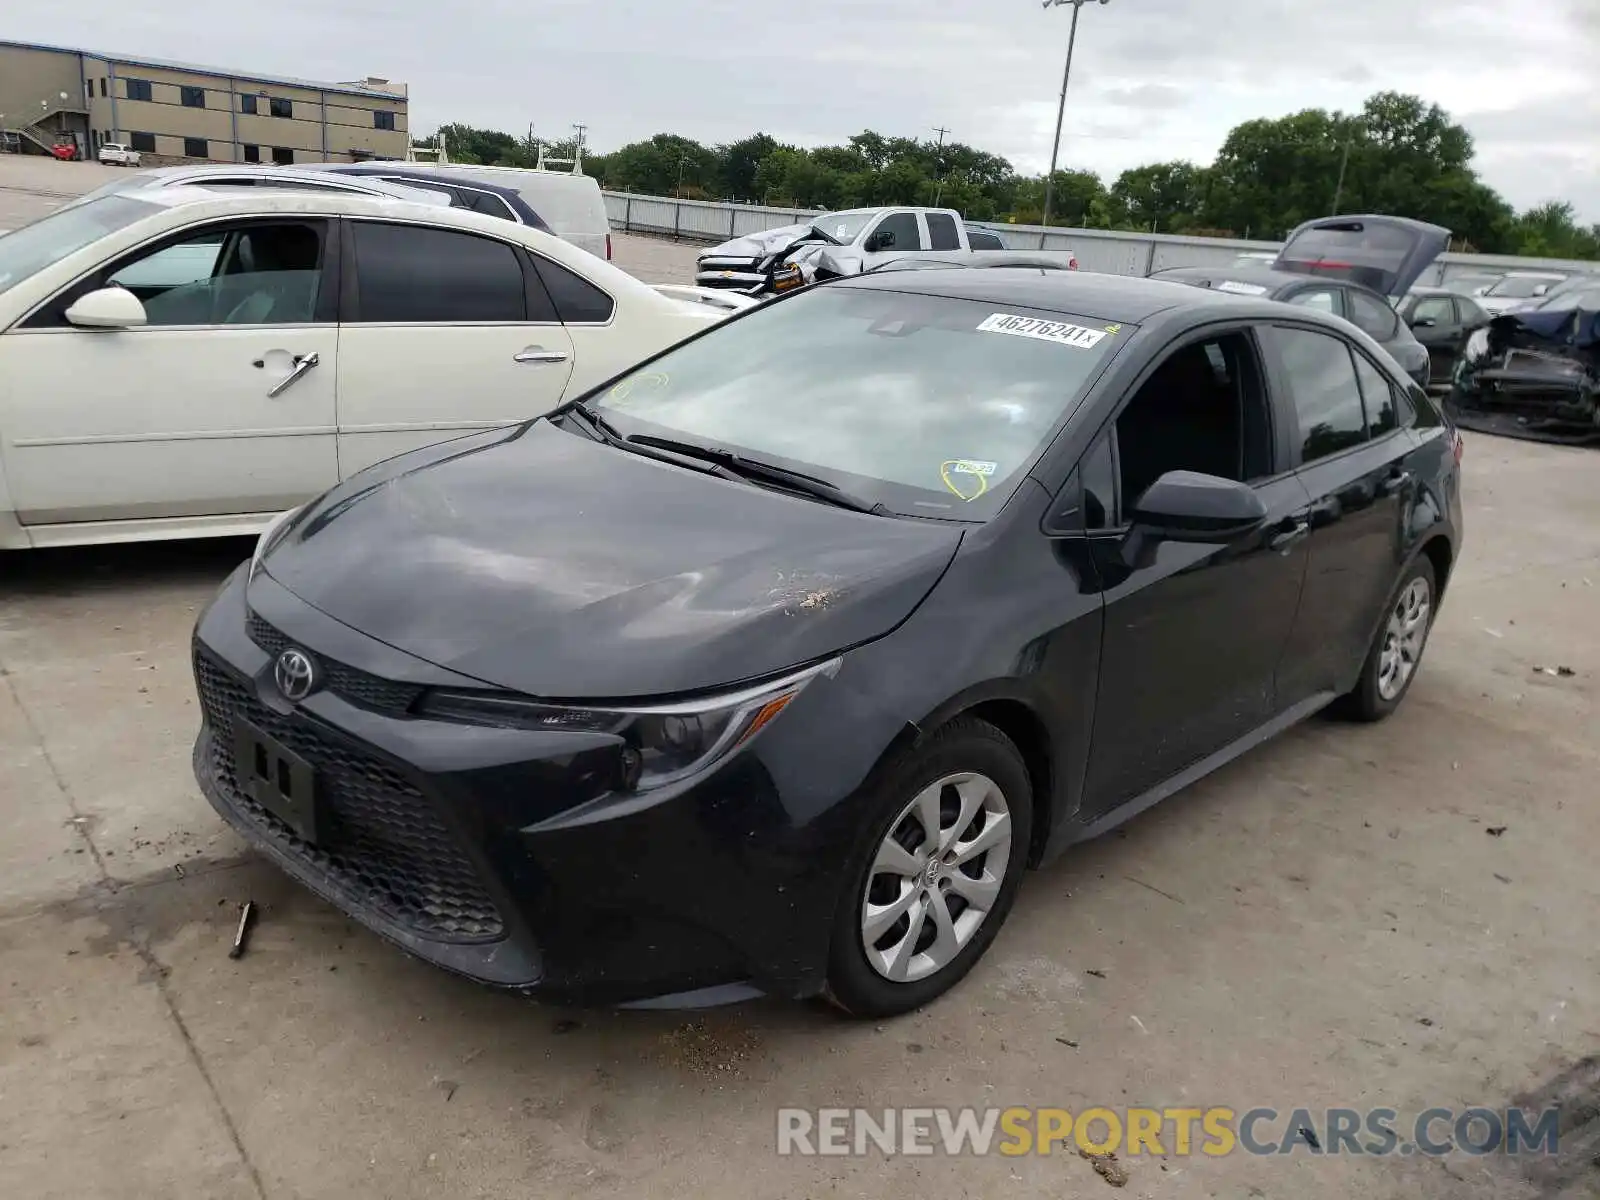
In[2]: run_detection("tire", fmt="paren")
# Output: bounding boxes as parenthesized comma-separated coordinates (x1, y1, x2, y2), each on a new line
(823, 718, 1033, 1018)
(1338, 557, 1438, 722)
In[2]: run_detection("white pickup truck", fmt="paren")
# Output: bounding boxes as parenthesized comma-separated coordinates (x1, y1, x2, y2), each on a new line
(696, 206, 1077, 296)
(97, 142, 143, 167)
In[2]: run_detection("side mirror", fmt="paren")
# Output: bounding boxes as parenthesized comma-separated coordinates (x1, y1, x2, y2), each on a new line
(865, 230, 895, 252)
(1409, 315, 1437, 329)
(65, 286, 148, 329)
(1121, 471, 1267, 567)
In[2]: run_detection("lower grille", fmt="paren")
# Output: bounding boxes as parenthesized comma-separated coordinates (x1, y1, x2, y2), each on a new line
(194, 649, 504, 943)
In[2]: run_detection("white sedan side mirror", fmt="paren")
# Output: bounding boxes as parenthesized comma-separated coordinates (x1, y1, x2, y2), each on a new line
(65, 286, 148, 329)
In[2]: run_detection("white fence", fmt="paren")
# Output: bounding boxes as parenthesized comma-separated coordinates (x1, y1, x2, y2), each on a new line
(603, 190, 1599, 287)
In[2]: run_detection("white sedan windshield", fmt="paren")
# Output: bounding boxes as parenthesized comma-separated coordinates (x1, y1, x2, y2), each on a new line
(595, 286, 1129, 517)
(0, 196, 159, 297)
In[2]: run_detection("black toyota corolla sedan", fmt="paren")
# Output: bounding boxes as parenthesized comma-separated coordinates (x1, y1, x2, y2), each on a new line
(191, 267, 1463, 1017)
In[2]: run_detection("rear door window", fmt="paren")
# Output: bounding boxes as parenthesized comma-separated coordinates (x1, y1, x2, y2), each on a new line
(926, 213, 961, 251)
(1352, 352, 1403, 437)
(350, 222, 525, 323)
(1265, 326, 1369, 464)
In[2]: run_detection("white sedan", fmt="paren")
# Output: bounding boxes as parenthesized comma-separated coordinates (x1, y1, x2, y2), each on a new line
(0, 187, 732, 550)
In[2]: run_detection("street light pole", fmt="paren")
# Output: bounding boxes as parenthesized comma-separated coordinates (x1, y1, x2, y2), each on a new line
(1041, 0, 1109, 233)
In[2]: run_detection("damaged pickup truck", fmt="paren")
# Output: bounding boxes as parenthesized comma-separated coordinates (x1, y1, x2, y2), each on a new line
(695, 206, 1077, 296)
(1450, 304, 1600, 445)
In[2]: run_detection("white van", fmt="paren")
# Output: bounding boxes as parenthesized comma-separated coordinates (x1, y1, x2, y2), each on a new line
(424, 166, 612, 261)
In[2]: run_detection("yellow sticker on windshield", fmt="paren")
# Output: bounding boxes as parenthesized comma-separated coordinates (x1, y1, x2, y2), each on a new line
(941, 459, 996, 502)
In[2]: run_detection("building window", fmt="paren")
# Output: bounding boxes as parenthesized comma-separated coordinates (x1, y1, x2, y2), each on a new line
(125, 79, 153, 102)
(129, 132, 156, 153)
(269, 97, 293, 119)
(272, 147, 294, 165)
(85, 81, 93, 103)
(242, 144, 260, 163)
(374, 110, 395, 131)
(99, 77, 108, 97)
(184, 137, 208, 158)
(241, 94, 258, 115)
(181, 86, 206, 109)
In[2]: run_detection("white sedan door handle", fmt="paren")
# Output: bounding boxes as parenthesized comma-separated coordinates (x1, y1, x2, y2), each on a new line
(513, 346, 570, 365)
(264, 351, 320, 398)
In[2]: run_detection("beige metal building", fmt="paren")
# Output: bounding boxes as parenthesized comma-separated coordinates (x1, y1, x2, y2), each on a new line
(0, 39, 408, 165)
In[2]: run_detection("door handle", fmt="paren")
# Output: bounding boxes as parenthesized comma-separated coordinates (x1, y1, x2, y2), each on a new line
(513, 347, 570, 364)
(1379, 468, 1413, 497)
(1268, 518, 1310, 554)
(266, 352, 320, 398)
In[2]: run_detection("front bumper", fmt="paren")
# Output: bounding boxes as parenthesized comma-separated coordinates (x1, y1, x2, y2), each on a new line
(189, 567, 883, 1006)
(694, 256, 771, 294)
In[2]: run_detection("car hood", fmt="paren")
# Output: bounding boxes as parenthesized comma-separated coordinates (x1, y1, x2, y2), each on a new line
(701, 223, 829, 261)
(1275, 214, 1451, 298)
(259, 422, 963, 699)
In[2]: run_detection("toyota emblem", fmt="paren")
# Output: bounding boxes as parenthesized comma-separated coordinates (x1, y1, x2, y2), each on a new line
(274, 648, 319, 702)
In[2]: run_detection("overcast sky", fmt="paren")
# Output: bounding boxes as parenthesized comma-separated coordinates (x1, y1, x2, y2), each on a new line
(13, 0, 1598, 219)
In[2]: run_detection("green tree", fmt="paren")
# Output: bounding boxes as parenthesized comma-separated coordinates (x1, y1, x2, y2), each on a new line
(1108, 161, 1210, 232)
(717, 133, 779, 201)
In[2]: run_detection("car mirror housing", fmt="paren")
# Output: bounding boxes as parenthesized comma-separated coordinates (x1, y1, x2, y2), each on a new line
(1409, 315, 1437, 329)
(865, 230, 894, 252)
(1121, 471, 1268, 567)
(65, 286, 148, 329)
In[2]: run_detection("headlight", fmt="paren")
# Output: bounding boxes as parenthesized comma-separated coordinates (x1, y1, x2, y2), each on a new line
(417, 657, 842, 791)
(249, 504, 303, 581)
(771, 263, 805, 292)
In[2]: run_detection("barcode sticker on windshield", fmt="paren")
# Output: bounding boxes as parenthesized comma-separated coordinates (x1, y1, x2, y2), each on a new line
(977, 313, 1109, 349)
(1216, 280, 1270, 296)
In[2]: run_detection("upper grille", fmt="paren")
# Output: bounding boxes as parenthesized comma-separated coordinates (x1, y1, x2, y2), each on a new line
(195, 648, 504, 943)
(247, 611, 424, 715)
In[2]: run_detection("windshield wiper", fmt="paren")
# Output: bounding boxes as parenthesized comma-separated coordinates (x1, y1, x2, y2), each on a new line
(627, 435, 888, 515)
(553, 403, 742, 480)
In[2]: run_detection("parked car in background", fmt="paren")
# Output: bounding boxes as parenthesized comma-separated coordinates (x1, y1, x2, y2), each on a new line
(310, 164, 551, 231)
(1397, 286, 1490, 386)
(1501, 271, 1599, 313)
(96, 142, 141, 167)
(697, 206, 1077, 296)
(1476, 271, 1568, 315)
(62, 165, 454, 212)
(1154, 215, 1448, 386)
(0, 187, 729, 551)
(966, 225, 1007, 250)
(399, 165, 613, 261)
(192, 266, 1461, 1015)
(1440, 272, 1505, 299)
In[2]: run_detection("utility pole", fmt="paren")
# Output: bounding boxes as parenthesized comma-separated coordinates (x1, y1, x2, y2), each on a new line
(931, 125, 951, 206)
(1331, 135, 1353, 214)
(1041, 0, 1110, 236)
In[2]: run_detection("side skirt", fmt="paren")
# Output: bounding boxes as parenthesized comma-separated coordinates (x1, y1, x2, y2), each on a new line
(1051, 690, 1338, 854)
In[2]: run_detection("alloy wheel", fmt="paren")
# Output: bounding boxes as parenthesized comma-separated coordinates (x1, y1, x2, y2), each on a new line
(860, 772, 1013, 984)
(1378, 576, 1432, 701)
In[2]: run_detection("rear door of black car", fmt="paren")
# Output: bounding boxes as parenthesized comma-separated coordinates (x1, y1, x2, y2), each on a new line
(1262, 326, 1419, 705)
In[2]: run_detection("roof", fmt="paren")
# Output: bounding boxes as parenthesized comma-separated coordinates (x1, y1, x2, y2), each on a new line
(840, 266, 1246, 324)
(0, 37, 405, 100)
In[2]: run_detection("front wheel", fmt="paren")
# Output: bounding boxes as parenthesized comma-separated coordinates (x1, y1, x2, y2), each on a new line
(1339, 557, 1437, 721)
(824, 718, 1033, 1018)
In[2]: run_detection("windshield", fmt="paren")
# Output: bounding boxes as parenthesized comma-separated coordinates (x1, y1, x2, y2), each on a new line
(1487, 276, 1562, 299)
(0, 195, 159, 297)
(592, 286, 1128, 519)
(810, 212, 876, 245)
